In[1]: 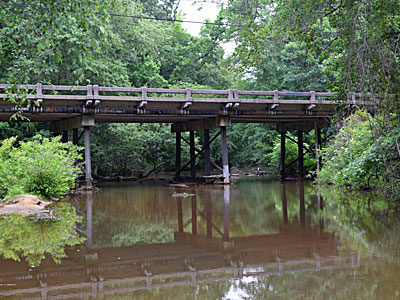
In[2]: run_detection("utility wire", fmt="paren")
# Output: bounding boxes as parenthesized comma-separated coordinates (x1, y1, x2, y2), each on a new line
(0, 1, 239, 27)
(109, 13, 239, 27)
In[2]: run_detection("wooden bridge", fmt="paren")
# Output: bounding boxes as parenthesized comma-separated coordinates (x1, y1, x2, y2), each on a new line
(0, 84, 378, 186)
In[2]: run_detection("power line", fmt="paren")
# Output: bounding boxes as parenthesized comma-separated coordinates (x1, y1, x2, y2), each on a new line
(0, 2, 239, 27)
(109, 13, 239, 27)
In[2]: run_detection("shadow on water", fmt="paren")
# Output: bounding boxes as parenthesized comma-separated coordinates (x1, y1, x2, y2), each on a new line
(0, 179, 399, 299)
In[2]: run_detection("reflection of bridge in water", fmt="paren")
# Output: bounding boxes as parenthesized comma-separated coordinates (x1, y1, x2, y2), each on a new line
(0, 183, 371, 299)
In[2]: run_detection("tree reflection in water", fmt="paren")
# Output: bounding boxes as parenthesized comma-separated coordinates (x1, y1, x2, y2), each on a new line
(0, 202, 85, 266)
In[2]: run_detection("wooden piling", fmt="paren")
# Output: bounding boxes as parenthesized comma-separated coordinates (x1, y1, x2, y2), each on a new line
(317, 127, 322, 168)
(84, 127, 92, 189)
(61, 130, 68, 143)
(72, 128, 79, 145)
(175, 132, 181, 179)
(190, 131, 196, 180)
(204, 129, 211, 176)
(280, 131, 286, 180)
(298, 130, 304, 179)
(314, 123, 321, 178)
(220, 126, 230, 184)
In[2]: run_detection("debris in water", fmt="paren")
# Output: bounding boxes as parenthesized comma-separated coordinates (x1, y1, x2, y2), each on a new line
(172, 192, 195, 198)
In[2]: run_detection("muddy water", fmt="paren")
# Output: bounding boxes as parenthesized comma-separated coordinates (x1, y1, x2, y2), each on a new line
(0, 178, 399, 299)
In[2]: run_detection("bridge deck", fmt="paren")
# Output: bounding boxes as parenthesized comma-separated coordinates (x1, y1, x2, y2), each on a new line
(0, 84, 376, 124)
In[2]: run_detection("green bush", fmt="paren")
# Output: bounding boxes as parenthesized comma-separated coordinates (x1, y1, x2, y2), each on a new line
(320, 110, 400, 191)
(0, 135, 82, 201)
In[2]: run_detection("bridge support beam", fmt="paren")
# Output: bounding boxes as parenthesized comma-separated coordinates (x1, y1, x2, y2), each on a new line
(298, 130, 304, 180)
(221, 126, 230, 184)
(190, 131, 196, 180)
(72, 128, 79, 145)
(314, 123, 322, 177)
(280, 131, 286, 180)
(62, 130, 68, 143)
(175, 132, 181, 179)
(204, 129, 211, 176)
(51, 115, 95, 132)
(84, 127, 92, 189)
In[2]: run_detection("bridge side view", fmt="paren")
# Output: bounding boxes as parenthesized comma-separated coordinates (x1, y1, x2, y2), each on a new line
(0, 84, 378, 185)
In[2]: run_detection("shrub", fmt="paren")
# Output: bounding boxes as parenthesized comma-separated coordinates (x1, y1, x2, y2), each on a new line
(0, 135, 82, 201)
(319, 110, 400, 191)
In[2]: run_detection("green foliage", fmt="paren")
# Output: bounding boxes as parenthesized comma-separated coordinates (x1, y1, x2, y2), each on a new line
(269, 132, 316, 175)
(0, 135, 82, 200)
(320, 110, 400, 192)
(225, 123, 278, 166)
(0, 203, 85, 266)
(91, 123, 187, 177)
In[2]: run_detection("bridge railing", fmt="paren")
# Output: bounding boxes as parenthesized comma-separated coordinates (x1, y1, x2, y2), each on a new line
(0, 84, 384, 105)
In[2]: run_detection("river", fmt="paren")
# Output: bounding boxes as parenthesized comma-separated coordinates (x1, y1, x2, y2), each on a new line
(0, 178, 399, 299)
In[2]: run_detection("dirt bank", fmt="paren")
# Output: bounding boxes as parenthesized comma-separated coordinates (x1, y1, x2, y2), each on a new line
(0, 195, 51, 215)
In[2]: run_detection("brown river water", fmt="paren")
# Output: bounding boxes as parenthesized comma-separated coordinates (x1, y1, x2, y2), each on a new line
(0, 178, 399, 299)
